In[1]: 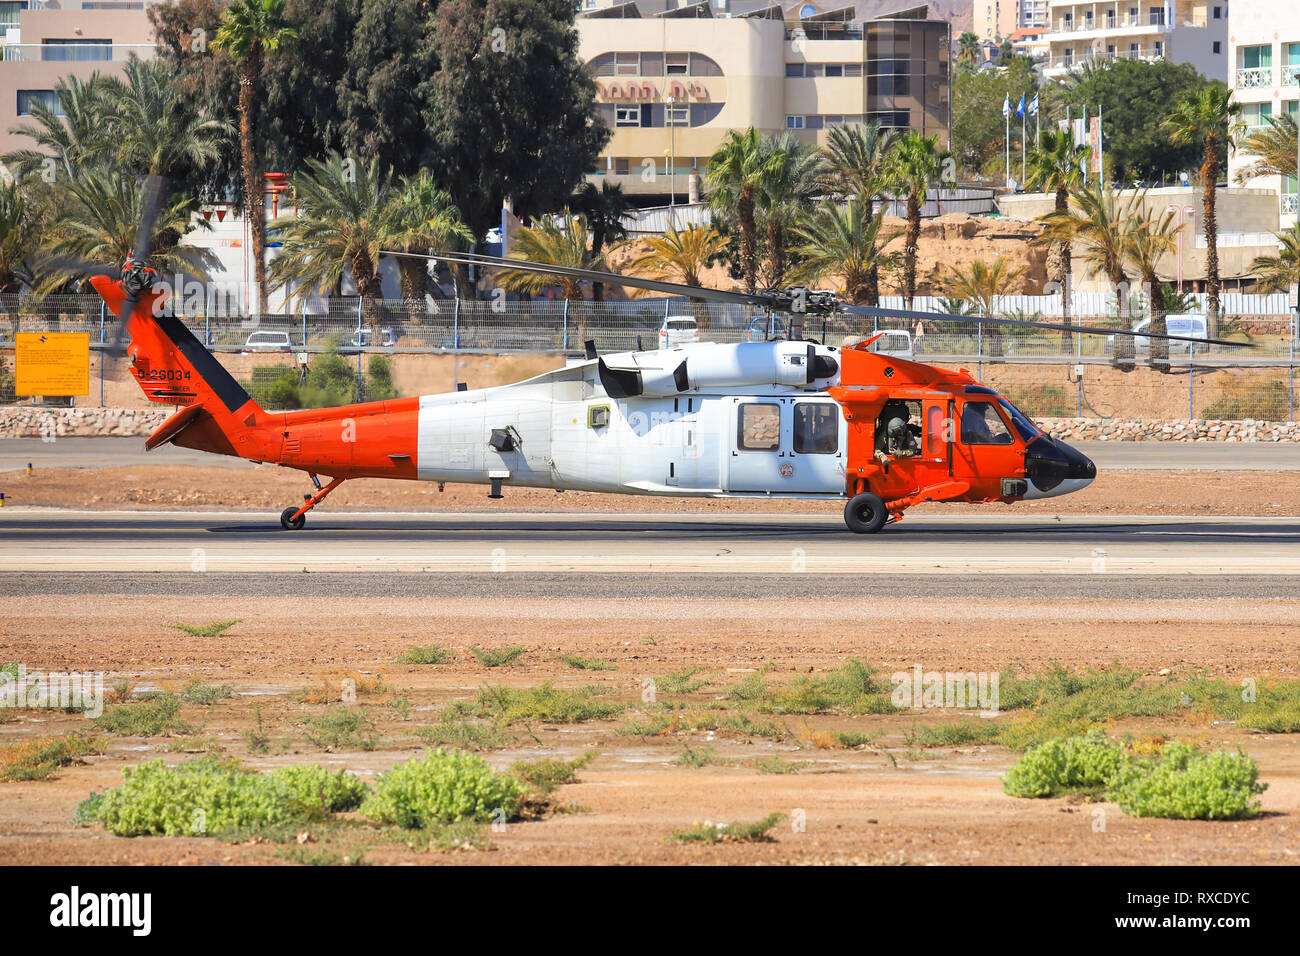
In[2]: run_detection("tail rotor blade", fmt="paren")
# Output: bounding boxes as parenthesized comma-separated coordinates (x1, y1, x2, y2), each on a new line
(133, 174, 167, 264)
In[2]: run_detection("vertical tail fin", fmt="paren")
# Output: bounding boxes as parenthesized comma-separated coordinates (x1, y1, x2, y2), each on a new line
(91, 275, 272, 458)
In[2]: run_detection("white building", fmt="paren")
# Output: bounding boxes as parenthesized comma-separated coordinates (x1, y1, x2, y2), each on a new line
(1039, 0, 1227, 79)
(1227, 0, 1299, 227)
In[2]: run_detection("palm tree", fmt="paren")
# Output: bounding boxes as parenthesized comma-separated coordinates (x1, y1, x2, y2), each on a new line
(1248, 221, 1300, 294)
(496, 212, 593, 302)
(0, 180, 43, 339)
(104, 58, 233, 180)
(1024, 129, 1090, 348)
(884, 131, 947, 309)
(818, 122, 897, 201)
(957, 32, 980, 67)
(1234, 113, 1297, 184)
(1122, 202, 1180, 366)
(755, 133, 822, 288)
(1164, 86, 1242, 337)
(269, 153, 391, 315)
(213, 0, 298, 317)
(3, 74, 111, 182)
(572, 180, 635, 302)
(1038, 183, 1136, 360)
(627, 224, 728, 328)
(705, 127, 773, 294)
(41, 169, 215, 293)
(788, 198, 897, 306)
(938, 256, 1026, 356)
(383, 170, 472, 318)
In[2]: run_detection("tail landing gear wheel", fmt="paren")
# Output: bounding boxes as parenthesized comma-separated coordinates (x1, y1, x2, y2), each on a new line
(844, 492, 888, 534)
(280, 506, 306, 531)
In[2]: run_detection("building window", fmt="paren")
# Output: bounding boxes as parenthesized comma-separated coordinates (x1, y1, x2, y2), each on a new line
(614, 52, 639, 75)
(1242, 102, 1273, 130)
(805, 115, 824, 129)
(825, 63, 843, 77)
(614, 158, 629, 175)
(41, 38, 112, 61)
(1106, 9, 1115, 27)
(665, 106, 688, 126)
(1213, 41, 1221, 54)
(615, 106, 641, 128)
(666, 52, 688, 75)
(844, 62, 862, 77)
(1148, 5, 1164, 26)
(0, 2, 28, 31)
(16, 89, 60, 115)
(1213, 5, 1221, 17)
(1154, 40, 1164, 58)
(785, 115, 805, 129)
(803, 63, 824, 77)
(786, 63, 803, 77)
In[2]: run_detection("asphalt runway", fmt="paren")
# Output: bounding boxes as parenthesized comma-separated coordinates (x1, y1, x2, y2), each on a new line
(3, 437, 1300, 472)
(2, 511, 1299, 579)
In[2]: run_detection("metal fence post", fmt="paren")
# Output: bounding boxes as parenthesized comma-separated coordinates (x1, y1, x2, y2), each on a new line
(1291, 307, 1296, 422)
(977, 320, 983, 380)
(562, 299, 570, 351)
(99, 301, 105, 344)
(453, 297, 460, 349)
(355, 297, 363, 399)
(301, 309, 307, 348)
(1188, 341, 1194, 420)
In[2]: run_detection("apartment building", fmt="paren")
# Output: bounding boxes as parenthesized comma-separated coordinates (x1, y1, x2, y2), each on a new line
(0, 1, 159, 160)
(578, 1, 951, 200)
(1227, 0, 1299, 226)
(972, 0, 1017, 42)
(1039, 0, 1227, 79)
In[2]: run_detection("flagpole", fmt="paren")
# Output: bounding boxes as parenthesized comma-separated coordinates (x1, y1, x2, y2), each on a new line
(1005, 94, 1010, 188)
(1021, 104, 1027, 183)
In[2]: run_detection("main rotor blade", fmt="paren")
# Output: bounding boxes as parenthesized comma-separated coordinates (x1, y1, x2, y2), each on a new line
(382, 249, 778, 310)
(133, 174, 167, 264)
(841, 304, 1252, 349)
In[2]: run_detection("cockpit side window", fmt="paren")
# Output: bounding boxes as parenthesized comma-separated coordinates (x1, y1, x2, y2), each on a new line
(960, 401, 1014, 445)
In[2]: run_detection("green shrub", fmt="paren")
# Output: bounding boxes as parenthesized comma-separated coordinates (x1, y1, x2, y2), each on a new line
(302, 707, 378, 751)
(360, 749, 526, 828)
(395, 644, 450, 665)
(75, 758, 371, 836)
(1107, 743, 1266, 820)
(471, 646, 526, 668)
(475, 683, 624, 723)
(93, 695, 193, 736)
(509, 752, 595, 795)
(557, 654, 615, 671)
(181, 681, 235, 706)
(0, 734, 102, 782)
(1199, 374, 1290, 422)
(668, 812, 784, 844)
(763, 660, 891, 715)
(1003, 731, 1125, 798)
(270, 765, 368, 813)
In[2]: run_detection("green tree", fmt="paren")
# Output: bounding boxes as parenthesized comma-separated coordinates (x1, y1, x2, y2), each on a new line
(1025, 129, 1090, 346)
(956, 31, 979, 67)
(1248, 221, 1300, 294)
(755, 133, 822, 289)
(496, 211, 592, 301)
(383, 169, 472, 313)
(1164, 85, 1243, 336)
(0, 181, 42, 295)
(3, 74, 112, 182)
(1062, 59, 1226, 183)
(1038, 183, 1136, 359)
(269, 153, 391, 312)
(627, 224, 728, 327)
(425, 0, 609, 250)
(705, 127, 771, 294)
(788, 197, 896, 306)
(104, 58, 233, 180)
(950, 57, 1039, 178)
(213, 0, 299, 317)
(817, 122, 897, 302)
(938, 256, 1026, 355)
(1234, 113, 1297, 184)
(884, 131, 948, 308)
(1121, 202, 1180, 365)
(571, 180, 635, 302)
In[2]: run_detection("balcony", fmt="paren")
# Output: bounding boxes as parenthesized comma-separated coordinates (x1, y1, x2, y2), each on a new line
(1283, 65, 1300, 87)
(0, 43, 156, 63)
(1042, 47, 1164, 73)
(1235, 67, 1275, 90)
(1283, 194, 1299, 216)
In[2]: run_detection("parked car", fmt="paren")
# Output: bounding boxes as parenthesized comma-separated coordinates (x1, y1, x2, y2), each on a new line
(868, 329, 914, 359)
(241, 330, 293, 353)
(658, 317, 700, 349)
(340, 328, 397, 353)
(1106, 314, 1208, 354)
(744, 316, 788, 342)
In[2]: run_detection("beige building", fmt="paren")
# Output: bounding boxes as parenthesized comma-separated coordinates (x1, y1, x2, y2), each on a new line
(0, 1, 158, 160)
(972, 0, 1017, 42)
(1227, 0, 1299, 228)
(1040, 0, 1227, 79)
(578, 2, 950, 200)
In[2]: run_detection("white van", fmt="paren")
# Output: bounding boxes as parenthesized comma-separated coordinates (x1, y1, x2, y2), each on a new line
(241, 330, 293, 352)
(869, 329, 914, 358)
(1108, 314, 1208, 354)
(658, 317, 700, 348)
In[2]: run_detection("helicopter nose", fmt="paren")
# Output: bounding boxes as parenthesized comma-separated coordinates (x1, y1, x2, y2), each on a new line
(1022, 436, 1096, 499)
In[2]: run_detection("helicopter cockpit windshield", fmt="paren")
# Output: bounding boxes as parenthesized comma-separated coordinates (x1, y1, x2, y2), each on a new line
(965, 385, 1041, 443)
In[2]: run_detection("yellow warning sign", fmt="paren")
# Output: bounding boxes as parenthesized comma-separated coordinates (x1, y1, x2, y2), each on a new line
(15, 332, 90, 396)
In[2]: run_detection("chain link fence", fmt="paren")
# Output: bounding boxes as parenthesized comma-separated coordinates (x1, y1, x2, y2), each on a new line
(2, 293, 1297, 421)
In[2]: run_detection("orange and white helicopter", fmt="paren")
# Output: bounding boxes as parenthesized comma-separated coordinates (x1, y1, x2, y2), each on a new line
(86, 182, 1242, 533)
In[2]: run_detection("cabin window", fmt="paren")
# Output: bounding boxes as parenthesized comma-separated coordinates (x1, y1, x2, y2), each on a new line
(794, 403, 838, 454)
(738, 403, 780, 451)
(960, 402, 1013, 445)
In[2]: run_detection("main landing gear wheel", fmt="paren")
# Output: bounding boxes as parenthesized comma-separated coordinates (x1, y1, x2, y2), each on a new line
(280, 506, 306, 531)
(844, 492, 889, 534)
